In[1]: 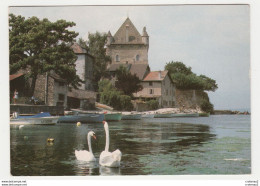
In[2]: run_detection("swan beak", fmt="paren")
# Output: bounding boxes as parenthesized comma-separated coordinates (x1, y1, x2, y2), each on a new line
(102, 121, 106, 124)
(93, 135, 96, 140)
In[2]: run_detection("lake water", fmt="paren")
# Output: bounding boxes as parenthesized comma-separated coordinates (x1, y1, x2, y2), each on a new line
(10, 115, 251, 176)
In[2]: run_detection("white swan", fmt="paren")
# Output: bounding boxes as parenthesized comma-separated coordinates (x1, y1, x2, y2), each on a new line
(75, 131, 96, 162)
(99, 121, 122, 167)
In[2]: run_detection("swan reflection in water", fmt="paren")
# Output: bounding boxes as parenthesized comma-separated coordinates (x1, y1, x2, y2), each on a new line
(75, 160, 121, 175)
(75, 161, 98, 176)
(99, 166, 121, 176)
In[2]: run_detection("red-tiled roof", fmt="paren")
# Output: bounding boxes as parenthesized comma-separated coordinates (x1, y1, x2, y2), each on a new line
(71, 43, 86, 54)
(143, 71, 168, 81)
(10, 73, 24, 81)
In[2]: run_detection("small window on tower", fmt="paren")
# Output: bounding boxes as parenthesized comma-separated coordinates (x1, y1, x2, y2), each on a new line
(129, 36, 135, 42)
(116, 55, 120, 62)
(136, 55, 140, 61)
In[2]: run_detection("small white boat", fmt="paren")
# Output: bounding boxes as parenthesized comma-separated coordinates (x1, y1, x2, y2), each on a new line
(10, 112, 59, 125)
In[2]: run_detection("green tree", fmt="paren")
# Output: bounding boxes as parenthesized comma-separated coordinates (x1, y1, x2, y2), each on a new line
(77, 37, 89, 52)
(9, 14, 82, 96)
(165, 61, 218, 91)
(87, 32, 111, 90)
(115, 66, 143, 97)
(165, 61, 192, 75)
(98, 79, 133, 111)
(199, 75, 218, 92)
(146, 100, 159, 110)
(200, 99, 214, 114)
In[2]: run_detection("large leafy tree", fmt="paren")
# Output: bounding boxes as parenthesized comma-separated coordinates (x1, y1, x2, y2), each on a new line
(83, 32, 111, 91)
(9, 14, 82, 96)
(115, 66, 143, 97)
(165, 61, 218, 91)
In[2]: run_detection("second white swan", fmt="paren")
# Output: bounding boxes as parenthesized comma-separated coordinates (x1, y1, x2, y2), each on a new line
(75, 131, 96, 162)
(99, 121, 122, 167)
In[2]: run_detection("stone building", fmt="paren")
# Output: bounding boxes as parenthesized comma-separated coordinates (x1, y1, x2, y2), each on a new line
(106, 17, 150, 80)
(105, 17, 177, 109)
(71, 43, 94, 91)
(67, 43, 96, 109)
(134, 71, 176, 108)
(34, 72, 68, 106)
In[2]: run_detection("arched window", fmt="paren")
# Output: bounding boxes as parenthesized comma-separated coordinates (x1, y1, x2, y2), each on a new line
(116, 55, 120, 62)
(136, 55, 140, 61)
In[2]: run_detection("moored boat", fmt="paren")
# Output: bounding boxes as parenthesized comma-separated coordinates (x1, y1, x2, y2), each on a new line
(154, 113, 173, 118)
(104, 112, 122, 121)
(121, 112, 142, 120)
(58, 113, 104, 123)
(171, 113, 199, 117)
(199, 112, 210, 117)
(141, 114, 155, 118)
(10, 112, 59, 125)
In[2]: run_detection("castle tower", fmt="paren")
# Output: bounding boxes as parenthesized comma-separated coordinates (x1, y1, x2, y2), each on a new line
(106, 17, 149, 65)
(142, 26, 149, 47)
(106, 31, 113, 45)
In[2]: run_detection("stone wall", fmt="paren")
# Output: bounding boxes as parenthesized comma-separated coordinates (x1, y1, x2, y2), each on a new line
(161, 74, 175, 108)
(10, 104, 64, 115)
(175, 89, 207, 109)
(107, 44, 148, 65)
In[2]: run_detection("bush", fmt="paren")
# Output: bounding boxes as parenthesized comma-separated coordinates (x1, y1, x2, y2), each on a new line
(200, 99, 214, 114)
(99, 80, 133, 111)
(146, 100, 159, 110)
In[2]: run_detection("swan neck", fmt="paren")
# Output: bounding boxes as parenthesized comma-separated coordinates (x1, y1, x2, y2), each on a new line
(87, 133, 93, 153)
(105, 124, 109, 152)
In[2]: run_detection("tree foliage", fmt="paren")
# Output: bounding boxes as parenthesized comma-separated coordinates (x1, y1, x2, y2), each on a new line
(165, 61, 218, 91)
(115, 66, 143, 97)
(9, 14, 82, 95)
(98, 79, 133, 111)
(165, 61, 192, 75)
(146, 100, 159, 110)
(86, 32, 111, 90)
(200, 99, 214, 114)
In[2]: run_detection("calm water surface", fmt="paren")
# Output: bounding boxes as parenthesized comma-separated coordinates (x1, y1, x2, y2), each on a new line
(10, 115, 251, 176)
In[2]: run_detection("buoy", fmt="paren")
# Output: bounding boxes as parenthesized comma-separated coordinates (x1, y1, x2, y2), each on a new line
(76, 122, 81, 126)
(47, 138, 54, 143)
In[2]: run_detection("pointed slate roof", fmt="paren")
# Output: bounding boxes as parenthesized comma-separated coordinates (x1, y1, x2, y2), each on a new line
(113, 17, 143, 44)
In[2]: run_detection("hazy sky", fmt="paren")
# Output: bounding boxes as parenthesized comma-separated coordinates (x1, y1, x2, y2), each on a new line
(9, 5, 250, 110)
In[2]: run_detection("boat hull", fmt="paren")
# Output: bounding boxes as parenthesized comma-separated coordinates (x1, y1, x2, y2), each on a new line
(171, 113, 199, 117)
(104, 113, 122, 121)
(199, 113, 210, 117)
(10, 116, 59, 125)
(154, 113, 173, 118)
(142, 114, 154, 118)
(58, 113, 104, 123)
(121, 114, 142, 120)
